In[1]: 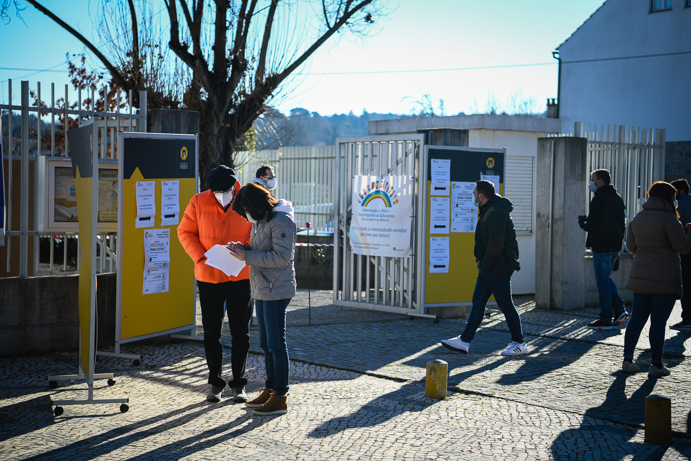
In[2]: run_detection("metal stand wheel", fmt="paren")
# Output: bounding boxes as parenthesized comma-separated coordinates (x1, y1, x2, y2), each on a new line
(54, 406, 64, 416)
(49, 381, 58, 389)
(107, 379, 116, 386)
(120, 403, 129, 413)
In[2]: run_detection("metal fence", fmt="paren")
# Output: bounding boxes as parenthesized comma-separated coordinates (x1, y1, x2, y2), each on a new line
(574, 122, 666, 223)
(236, 146, 336, 233)
(333, 135, 425, 315)
(0, 80, 147, 278)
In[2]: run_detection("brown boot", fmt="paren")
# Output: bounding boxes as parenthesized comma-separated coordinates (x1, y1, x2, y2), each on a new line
(253, 393, 287, 415)
(245, 388, 273, 408)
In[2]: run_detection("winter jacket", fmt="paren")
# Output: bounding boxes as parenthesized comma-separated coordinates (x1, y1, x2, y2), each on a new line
(580, 184, 626, 253)
(245, 200, 297, 301)
(475, 194, 520, 275)
(177, 184, 252, 283)
(625, 197, 691, 298)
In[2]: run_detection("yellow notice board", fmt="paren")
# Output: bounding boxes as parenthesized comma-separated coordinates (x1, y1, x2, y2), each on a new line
(117, 133, 197, 342)
(67, 123, 99, 381)
(424, 146, 505, 306)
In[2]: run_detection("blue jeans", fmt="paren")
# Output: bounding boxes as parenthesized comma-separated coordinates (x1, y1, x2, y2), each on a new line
(592, 251, 626, 324)
(255, 298, 291, 396)
(461, 268, 524, 344)
(623, 292, 676, 363)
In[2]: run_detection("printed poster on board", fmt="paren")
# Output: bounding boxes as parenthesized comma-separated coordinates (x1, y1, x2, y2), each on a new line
(348, 175, 413, 258)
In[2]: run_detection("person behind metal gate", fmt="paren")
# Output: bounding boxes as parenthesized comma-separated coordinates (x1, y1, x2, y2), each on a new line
(177, 165, 253, 403)
(670, 178, 691, 331)
(228, 182, 296, 415)
(252, 164, 277, 193)
(440, 180, 528, 356)
(622, 181, 691, 377)
(578, 168, 628, 329)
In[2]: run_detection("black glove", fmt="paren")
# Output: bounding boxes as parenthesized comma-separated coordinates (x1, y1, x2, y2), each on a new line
(578, 215, 586, 229)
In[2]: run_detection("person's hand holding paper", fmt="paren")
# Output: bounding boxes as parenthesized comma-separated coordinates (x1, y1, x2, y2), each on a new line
(204, 244, 246, 277)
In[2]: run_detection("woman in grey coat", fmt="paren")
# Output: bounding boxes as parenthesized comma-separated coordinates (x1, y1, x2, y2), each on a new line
(229, 183, 296, 415)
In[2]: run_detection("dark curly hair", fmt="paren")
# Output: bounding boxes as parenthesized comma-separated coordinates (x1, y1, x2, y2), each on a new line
(232, 182, 279, 222)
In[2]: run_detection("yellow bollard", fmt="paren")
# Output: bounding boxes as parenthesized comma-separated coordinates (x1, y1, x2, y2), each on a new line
(425, 359, 448, 399)
(645, 394, 671, 444)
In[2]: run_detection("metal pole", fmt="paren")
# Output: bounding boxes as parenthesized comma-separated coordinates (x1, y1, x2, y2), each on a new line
(307, 222, 311, 326)
(20, 81, 29, 278)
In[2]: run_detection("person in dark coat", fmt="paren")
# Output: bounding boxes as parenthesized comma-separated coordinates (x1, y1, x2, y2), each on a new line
(622, 181, 691, 377)
(578, 169, 628, 329)
(441, 180, 527, 356)
(670, 178, 691, 330)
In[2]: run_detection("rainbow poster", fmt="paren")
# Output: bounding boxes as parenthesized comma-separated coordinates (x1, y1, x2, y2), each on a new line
(349, 175, 413, 257)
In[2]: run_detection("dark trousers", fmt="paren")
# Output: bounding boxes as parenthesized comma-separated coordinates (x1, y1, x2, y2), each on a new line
(197, 279, 252, 388)
(624, 292, 676, 363)
(681, 254, 691, 324)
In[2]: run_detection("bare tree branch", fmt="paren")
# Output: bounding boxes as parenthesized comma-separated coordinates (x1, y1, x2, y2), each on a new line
(256, 0, 279, 83)
(25, 0, 129, 90)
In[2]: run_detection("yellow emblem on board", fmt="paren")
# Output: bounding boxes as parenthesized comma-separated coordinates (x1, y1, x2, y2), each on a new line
(486, 157, 495, 169)
(180, 146, 188, 160)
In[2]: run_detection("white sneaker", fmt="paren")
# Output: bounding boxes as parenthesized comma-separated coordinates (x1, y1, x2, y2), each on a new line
(501, 341, 528, 356)
(441, 336, 470, 353)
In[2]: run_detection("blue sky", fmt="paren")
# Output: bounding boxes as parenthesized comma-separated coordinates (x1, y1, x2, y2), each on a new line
(0, 0, 606, 116)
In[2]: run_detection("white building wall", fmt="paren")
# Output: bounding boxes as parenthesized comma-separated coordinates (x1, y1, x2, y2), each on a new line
(468, 129, 550, 295)
(558, 0, 691, 141)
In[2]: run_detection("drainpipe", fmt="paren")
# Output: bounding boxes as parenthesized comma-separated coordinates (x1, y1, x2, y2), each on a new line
(552, 50, 561, 119)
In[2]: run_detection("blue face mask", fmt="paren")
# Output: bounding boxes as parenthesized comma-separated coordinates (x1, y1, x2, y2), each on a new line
(588, 181, 597, 192)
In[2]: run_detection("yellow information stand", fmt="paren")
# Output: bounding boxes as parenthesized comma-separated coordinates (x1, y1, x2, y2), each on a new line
(109, 133, 198, 359)
(49, 122, 129, 416)
(421, 146, 505, 310)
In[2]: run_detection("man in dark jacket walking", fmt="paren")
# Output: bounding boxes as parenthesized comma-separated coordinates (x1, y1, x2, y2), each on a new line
(441, 180, 528, 356)
(579, 169, 628, 329)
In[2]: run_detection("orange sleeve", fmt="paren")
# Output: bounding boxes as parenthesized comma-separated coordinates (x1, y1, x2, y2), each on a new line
(177, 196, 206, 263)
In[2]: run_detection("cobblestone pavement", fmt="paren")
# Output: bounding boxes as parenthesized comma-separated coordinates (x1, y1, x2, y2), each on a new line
(1, 290, 690, 459)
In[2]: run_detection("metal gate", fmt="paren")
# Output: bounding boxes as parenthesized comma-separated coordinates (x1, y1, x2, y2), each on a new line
(333, 134, 427, 316)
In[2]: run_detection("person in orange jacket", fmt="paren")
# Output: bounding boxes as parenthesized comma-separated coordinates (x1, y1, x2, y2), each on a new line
(178, 165, 252, 403)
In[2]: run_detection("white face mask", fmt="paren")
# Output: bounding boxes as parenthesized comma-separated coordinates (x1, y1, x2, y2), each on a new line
(266, 178, 277, 190)
(246, 214, 257, 223)
(214, 191, 233, 207)
(588, 181, 597, 192)
(674, 200, 679, 208)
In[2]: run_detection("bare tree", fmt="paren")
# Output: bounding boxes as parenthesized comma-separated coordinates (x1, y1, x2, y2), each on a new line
(2, 0, 387, 185)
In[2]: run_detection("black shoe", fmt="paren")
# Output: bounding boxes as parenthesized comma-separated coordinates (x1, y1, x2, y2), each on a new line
(587, 319, 613, 330)
(206, 385, 224, 403)
(613, 312, 629, 326)
(671, 321, 691, 331)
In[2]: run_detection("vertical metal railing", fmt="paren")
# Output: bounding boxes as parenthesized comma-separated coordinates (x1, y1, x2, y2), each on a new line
(0, 79, 147, 278)
(575, 122, 666, 224)
(333, 134, 424, 314)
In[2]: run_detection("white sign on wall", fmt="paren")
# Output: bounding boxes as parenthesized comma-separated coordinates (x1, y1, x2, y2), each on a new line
(349, 175, 413, 257)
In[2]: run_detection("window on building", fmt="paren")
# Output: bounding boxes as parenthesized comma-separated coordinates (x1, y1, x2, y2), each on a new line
(651, 0, 672, 11)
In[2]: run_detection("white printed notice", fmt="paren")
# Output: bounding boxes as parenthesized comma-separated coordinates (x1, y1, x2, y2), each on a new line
(143, 229, 170, 295)
(160, 180, 180, 226)
(451, 181, 478, 233)
(429, 237, 449, 273)
(349, 175, 413, 257)
(482, 175, 501, 190)
(135, 181, 156, 228)
(430, 197, 450, 234)
(430, 158, 451, 196)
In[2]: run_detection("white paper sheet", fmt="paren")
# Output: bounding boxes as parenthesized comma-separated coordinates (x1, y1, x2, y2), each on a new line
(143, 229, 170, 295)
(160, 180, 180, 226)
(204, 244, 247, 277)
(429, 237, 449, 273)
(136, 181, 156, 229)
(481, 175, 501, 190)
(430, 196, 450, 234)
(430, 158, 450, 196)
(451, 181, 478, 233)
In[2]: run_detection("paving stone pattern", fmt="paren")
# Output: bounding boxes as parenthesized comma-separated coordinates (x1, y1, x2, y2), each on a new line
(1, 290, 690, 459)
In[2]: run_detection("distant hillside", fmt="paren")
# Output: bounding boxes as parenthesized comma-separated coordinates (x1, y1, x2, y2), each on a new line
(254, 109, 403, 149)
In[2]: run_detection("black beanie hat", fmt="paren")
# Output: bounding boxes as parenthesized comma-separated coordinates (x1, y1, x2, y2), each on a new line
(207, 165, 237, 192)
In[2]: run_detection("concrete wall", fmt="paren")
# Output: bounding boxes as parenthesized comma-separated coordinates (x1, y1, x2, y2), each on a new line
(558, 0, 691, 142)
(148, 109, 200, 135)
(0, 273, 117, 357)
(665, 141, 691, 183)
